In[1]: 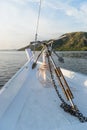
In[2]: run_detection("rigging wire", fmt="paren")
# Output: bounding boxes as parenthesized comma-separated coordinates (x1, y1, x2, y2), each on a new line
(34, 0, 42, 54)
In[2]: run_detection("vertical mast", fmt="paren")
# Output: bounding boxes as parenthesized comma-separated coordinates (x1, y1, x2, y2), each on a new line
(34, 0, 42, 54)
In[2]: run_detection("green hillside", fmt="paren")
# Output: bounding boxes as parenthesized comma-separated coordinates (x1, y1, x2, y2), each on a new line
(53, 32, 87, 51)
(18, 32, 87, 51)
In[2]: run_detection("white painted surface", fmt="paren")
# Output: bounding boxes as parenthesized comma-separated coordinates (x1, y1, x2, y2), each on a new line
(0, 60, 87, 130)
(25, 48, 34, 61)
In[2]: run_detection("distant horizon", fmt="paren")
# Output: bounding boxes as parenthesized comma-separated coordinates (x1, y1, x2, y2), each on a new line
(0, 0, 87, 49)
(0, 30, 87, 50)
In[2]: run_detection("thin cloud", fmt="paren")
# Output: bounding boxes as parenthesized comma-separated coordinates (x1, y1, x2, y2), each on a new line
(44, 0, 87, 25)
(0, 0, 63, 49)
(0, 0, 87, 49)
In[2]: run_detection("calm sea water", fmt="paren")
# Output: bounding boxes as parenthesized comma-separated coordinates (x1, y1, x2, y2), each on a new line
(0, 51, 87, 88)
(0, 51, 27, 88)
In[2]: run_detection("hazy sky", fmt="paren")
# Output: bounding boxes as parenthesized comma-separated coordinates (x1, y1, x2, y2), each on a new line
(0, 0, 87, 49)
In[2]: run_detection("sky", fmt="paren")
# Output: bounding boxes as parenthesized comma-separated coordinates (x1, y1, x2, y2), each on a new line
(0, 0, 87, 50)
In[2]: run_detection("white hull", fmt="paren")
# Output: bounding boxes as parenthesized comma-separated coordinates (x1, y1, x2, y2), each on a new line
(0, 54, 87, 130)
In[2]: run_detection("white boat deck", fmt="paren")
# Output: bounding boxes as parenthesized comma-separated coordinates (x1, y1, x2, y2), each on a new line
(0, 60, 87, 130)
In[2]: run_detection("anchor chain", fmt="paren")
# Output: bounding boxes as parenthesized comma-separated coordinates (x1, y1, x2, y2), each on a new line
(47, 53, 87, 123)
